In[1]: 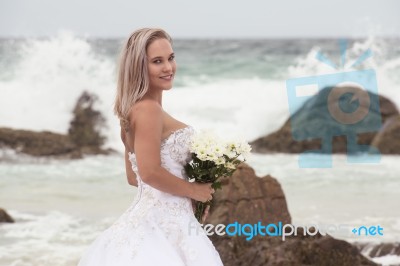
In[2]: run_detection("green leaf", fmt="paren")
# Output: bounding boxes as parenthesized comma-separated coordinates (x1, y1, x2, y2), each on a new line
(212, 182, 222, 190)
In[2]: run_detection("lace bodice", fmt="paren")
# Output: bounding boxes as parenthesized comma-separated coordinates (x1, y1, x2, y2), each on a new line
(125, 125, 196, 221)
(128, 125, 194, 188)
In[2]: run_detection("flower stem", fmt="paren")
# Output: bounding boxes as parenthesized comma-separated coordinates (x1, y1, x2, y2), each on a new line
(195, 201, 210, 223)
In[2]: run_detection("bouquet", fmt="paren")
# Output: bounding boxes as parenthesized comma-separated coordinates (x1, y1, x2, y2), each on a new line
(184, 130, 252, 222)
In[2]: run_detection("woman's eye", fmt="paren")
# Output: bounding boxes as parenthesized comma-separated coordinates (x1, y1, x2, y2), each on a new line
(154, 60, 161, 64)
(169, 55, 175, 61)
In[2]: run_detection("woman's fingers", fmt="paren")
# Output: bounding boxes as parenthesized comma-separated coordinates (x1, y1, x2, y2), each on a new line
(191, 182, 216, 203)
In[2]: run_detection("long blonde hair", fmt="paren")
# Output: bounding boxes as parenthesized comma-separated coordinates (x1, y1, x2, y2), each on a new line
(114, 28, 172, 131)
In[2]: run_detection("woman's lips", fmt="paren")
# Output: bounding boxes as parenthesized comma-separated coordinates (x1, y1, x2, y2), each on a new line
(160, 74, 173, 80)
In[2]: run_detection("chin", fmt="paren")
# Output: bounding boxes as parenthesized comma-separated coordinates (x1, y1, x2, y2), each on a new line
(163, 84, 174, 90)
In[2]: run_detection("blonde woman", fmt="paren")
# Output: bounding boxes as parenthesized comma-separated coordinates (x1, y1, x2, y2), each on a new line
(78, 28, 223, 265)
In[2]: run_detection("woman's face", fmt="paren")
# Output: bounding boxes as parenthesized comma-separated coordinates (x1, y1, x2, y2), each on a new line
(146, 38, 176, 91)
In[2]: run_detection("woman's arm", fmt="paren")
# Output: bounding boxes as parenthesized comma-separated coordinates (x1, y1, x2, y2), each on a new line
(129, 99, 212, 203)
(125, 149, 138, 187)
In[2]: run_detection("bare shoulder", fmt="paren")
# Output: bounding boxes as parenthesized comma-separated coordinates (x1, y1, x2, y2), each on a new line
(130, 99, 162, 123)
(133, 98, 161, 109)
(132, 99, 162, 113)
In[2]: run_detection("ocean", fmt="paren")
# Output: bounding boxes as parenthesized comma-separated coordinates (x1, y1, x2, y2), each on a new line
(0, 32, 400, 265)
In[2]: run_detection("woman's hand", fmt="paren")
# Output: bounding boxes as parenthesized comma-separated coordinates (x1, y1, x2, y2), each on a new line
(190, 182, 215, 203)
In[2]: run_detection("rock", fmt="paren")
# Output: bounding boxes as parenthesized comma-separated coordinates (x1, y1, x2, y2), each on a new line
(0, 91, 112, 158)
(68, 91, 106, 150)
(251, 86, 399, 154)
(0, 208, 14, 223)
(0, 127, 78, 157)
(371, 115, 400, 154)
(206, 164, 377, 266)
(207, 164, 291, 226)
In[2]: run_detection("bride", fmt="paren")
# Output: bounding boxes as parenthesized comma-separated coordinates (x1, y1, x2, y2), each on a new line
(77, 28, 224, 265)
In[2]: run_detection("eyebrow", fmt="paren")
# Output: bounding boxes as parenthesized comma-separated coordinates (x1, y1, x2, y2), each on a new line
(150, 53, 174, 61)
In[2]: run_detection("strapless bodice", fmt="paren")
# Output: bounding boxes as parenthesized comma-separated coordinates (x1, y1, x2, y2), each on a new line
(127, 126, 195, 209)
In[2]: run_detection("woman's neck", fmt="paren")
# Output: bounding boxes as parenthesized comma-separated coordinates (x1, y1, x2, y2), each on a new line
(143, 90, 163, 105)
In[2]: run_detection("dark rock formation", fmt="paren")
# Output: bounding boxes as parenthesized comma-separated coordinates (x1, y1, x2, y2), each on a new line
(68, 91, 106, 149)
(0, 91, 112, 158)
(251, 86, 399, 154)
(206, 164, 377, 266)
(0, 208, 14, 223)
(0, 127, 77, 157)
(371, 115, 400, 154)
(207, 163, 291, 226)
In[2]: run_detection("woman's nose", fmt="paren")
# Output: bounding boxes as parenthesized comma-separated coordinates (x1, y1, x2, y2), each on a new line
(163, 61, 173, 72)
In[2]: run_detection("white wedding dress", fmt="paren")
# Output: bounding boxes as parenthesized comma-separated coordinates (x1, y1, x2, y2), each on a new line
(78, 126, 223, 266)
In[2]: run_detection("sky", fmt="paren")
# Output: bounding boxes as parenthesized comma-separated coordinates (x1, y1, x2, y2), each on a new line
(0, 0, 399, 38)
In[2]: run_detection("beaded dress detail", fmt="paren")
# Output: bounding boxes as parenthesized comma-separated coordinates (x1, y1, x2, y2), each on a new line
(78, 126, 223, 266)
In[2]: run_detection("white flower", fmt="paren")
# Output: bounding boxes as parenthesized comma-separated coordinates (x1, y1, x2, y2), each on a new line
(215, 157, 226, 165)
(189, 130, 251, 162)
(188, 178, 195, 183)
(212, 143, 225, 157)
(237, 142, 252, 159)
(197, 153, 208, 161)
(223, 142, 236, 157)
(206, 154, 218, 163)
(225, 162, 236, 170)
